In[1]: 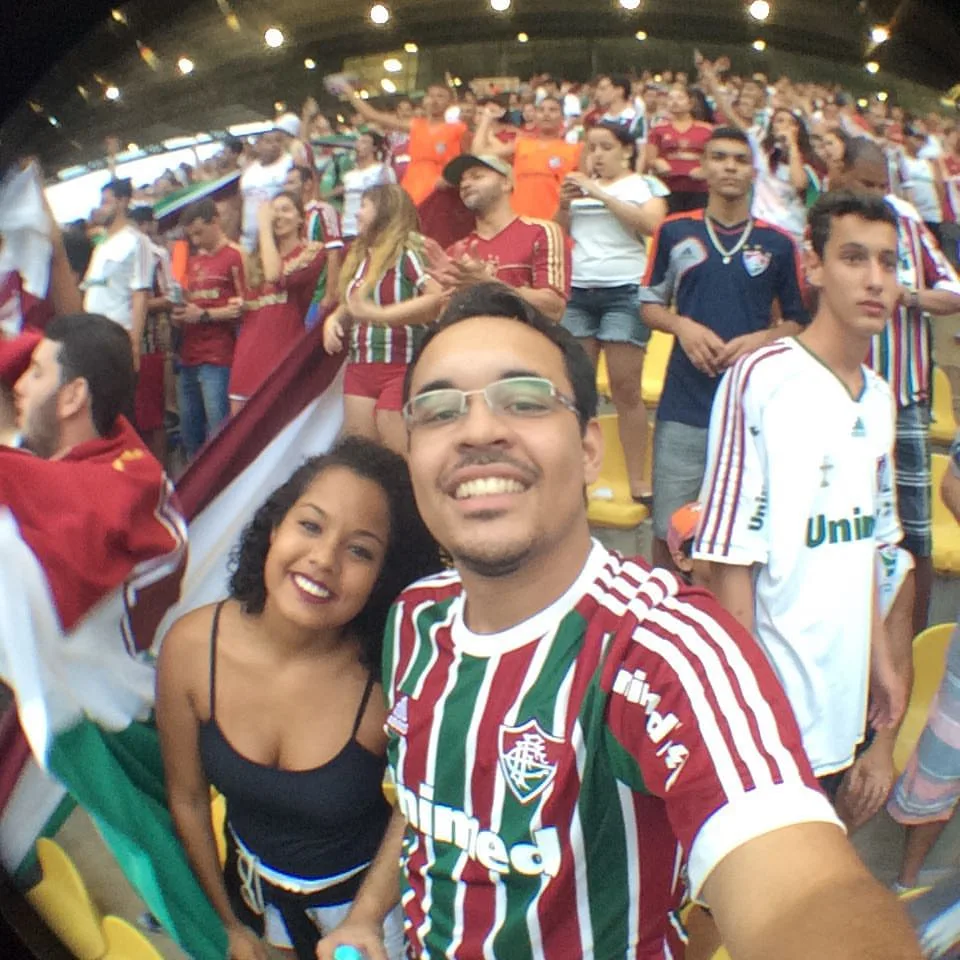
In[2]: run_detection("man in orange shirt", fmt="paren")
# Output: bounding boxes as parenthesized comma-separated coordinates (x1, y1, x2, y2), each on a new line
(473, 97, 582, 220)
(342, 82, 469, 204)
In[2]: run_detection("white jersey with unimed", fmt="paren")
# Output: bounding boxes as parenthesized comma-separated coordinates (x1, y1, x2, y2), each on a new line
(693, 337, 901, 776)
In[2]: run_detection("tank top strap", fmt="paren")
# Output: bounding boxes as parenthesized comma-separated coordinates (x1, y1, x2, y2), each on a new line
(208, 600, 228, 720)
(350, 673, 377, 740)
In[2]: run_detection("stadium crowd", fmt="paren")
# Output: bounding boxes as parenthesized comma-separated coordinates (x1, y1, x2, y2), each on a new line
(3, 47, 960, 960)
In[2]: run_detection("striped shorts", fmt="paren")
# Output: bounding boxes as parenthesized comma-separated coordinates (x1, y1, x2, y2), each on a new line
(888, 624, 960, 825)
(895, 402, 932, 559)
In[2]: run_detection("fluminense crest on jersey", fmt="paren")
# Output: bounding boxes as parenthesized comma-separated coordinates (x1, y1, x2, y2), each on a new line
(498, 718, 564, 805)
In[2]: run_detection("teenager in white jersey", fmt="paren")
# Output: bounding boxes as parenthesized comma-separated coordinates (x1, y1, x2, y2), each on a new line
(317, 282, 921, 960)
(695, 192, 909, 806)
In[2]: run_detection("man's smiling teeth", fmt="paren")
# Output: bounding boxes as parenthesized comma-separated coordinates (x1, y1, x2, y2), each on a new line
(455, 477, 526, 500)
(292, 574, 330, 598)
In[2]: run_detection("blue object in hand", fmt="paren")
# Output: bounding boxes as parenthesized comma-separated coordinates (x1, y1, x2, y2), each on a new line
(333, 947, 366, 960)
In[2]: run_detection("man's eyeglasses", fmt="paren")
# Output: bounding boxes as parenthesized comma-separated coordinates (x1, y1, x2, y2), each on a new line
(403, 376, 579, 430)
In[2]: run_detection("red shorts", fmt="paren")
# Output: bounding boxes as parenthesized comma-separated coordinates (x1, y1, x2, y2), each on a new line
(343, 361, 408, 413)
(134, 352, 165, 432)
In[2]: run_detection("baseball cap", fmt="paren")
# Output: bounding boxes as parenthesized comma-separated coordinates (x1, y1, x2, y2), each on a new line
(274, 113, 301, 138)
(0, 331, 41, 389)
(667, 501, 703, 558)
(443, 154, 513, 186)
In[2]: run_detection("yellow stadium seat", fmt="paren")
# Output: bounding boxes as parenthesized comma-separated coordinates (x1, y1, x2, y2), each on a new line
(641, 331, 674, 407)
(101, 915, 165, 960)
(931, 454, 960, 573)
(710, 949, 732, 960)
(587, 414, 649, 529)
(596, 351, 611, 399)
(25, 837, 105, 960)
(930, 367, 958, 446)
(382, 772, 397, 806)
(893, 622, 954, 773)
(211, 791, 227, 867)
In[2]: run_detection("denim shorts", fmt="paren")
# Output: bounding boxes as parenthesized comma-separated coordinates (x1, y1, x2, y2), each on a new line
(561, 284, 650, 349)
(652, 419, 709, 540)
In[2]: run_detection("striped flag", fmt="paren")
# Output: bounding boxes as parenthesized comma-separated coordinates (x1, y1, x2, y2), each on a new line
(0, 321, 345, 958)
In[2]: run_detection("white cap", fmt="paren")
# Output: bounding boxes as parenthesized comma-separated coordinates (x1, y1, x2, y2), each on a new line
(274, 113, 301, 138)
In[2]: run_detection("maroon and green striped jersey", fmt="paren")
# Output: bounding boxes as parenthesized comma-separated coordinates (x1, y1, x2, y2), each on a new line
(383, 542, 837, 959)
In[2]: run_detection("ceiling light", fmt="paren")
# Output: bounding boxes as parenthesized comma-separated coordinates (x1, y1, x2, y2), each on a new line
(490, 0, 512, 10)
(274, 100, 286, 112)
(105, 86, 121, 101)
(619, 0, 641, 9)
(225, 13, 240, 31)
(453, 77, 463, 86)
(48, 116, 60, 127)
(877, 90, 888, 102)
(752, 39, 766, 51)
(127, 142, 138, 151)
(517, 31, 529, 42)
(304, 58, 316, 69)
(384, 57, 403, 72)
(748, 0, 770, 21)
(177, 56, 194, 75)
(110, 8, 127, 24)
(635, 30, 647, 40)
(404, 42, 418, 52)
(264, 27, 284, 48)
(336, 114, 345, 122)
(865, 60, 880, 74)
(359, 89, 370, 99)
(381, 78, 398, 93)
(77, 84, 90, 100)
(871, 25, 889, 44)
(370, 4, 390, 24)
(857, 98, 868, 108)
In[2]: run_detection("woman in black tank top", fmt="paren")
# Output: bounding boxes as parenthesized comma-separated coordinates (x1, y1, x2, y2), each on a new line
(156, 437, 440, 960)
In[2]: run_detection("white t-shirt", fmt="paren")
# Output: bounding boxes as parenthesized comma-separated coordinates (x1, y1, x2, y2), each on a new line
(898, 155, 943, 224)
(569, 174, 654, 287)
(82, 226, 153, 331)
(749, 139, 819, 244)
(341, 163, 397, 238)
(694, 337, 901, 776)
(239, 155, 294, 252)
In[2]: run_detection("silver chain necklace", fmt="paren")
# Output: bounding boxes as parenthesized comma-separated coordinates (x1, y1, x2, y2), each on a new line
(704, 214, 754, 265)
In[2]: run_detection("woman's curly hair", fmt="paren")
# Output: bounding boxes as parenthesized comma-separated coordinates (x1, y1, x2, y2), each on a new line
(228, 436, 442, 676)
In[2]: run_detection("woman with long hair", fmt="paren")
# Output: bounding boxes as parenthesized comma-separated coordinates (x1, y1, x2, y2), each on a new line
(228, 192, 326, 413)
(751, 108, 822, 243)
(814, 124, 852, 190)
(556, 121, 667, 504)
(157, 436, 441, 960)
(323, 184, 445, 453)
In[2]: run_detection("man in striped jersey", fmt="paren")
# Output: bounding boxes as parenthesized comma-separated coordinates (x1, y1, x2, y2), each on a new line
(694, 193, 910, 819)
(318, 281, 921, 960)
(833, 138, 960, 637)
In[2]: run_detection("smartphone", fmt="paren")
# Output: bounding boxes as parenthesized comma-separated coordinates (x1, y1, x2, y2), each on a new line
(169, 282, 184, 307)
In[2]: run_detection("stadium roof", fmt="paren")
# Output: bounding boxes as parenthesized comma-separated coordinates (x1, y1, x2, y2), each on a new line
(2, 0, 958, 173)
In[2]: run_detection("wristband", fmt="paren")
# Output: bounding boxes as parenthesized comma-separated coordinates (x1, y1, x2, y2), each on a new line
(200, 310, 212, 323)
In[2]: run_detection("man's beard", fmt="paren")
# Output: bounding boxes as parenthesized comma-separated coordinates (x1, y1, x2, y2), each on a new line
(451, 539, 532, 579)
(20, 392, 60, 459)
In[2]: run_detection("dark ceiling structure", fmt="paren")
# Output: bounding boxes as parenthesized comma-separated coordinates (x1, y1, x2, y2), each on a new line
(1, 0, 958, 174)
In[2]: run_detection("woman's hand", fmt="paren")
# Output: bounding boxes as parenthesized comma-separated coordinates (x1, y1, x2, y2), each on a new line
(324, 311, 346, 354)
(227, 922, 269, 960)
(563, 171, 601, 199)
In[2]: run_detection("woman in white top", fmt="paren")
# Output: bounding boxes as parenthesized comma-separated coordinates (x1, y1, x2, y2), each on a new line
(555, 121, 667, 503)
(750, 108, 821, 244)
(341, 132, 396, 241)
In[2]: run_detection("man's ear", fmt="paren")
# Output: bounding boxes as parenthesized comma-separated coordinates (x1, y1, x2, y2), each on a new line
(582, 418, 604, 487)
(57, 377, 90, 423)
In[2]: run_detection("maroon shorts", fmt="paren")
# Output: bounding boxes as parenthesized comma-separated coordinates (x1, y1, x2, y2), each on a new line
(134, 352, 165, 432)
(343, 361, 408, 413)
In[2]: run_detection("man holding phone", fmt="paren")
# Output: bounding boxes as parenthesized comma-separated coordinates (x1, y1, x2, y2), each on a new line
(173, 199, 245, 459)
